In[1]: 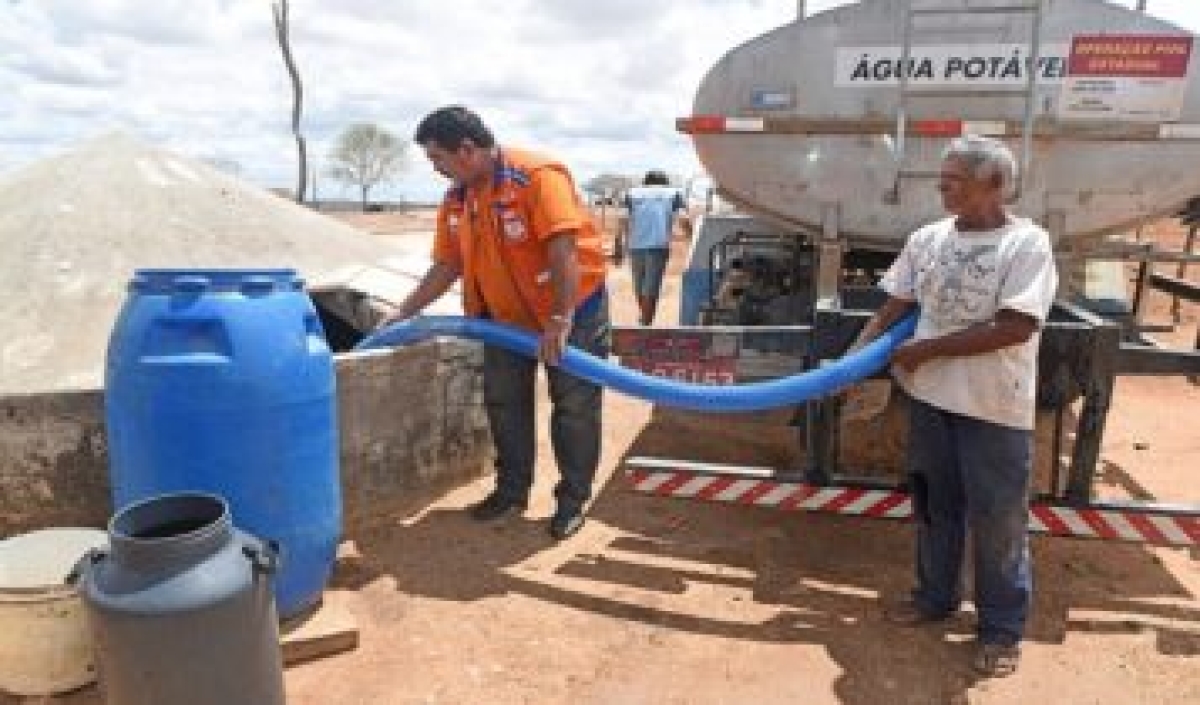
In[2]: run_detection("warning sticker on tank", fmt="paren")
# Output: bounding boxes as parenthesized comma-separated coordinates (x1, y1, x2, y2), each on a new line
(835, 43, 1069, 87)
(1058, 34, 1193, 122)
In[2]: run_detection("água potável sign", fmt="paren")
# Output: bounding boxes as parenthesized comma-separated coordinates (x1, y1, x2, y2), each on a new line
(835, 44, 1070, 87)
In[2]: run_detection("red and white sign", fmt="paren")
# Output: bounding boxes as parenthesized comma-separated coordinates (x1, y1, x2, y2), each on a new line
(615, 330, 740, 386)
(622, 358, 736, 386)
(1059, 34, 1194, 121)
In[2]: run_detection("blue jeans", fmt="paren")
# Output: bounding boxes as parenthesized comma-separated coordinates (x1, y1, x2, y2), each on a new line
(630, 248, 669, 299)
(482, 295, 610, 513)
(907, 397, 1033, 647)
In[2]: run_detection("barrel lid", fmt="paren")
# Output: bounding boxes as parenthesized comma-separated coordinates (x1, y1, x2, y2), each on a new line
(129, 268, 301, 294)
(0, 528, 107, 592)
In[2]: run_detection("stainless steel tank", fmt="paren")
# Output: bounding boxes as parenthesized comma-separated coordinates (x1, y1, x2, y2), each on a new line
(688, 0, 1200, 249)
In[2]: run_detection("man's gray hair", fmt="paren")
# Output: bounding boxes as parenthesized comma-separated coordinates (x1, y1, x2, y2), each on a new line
(943, 134, 1017, 197)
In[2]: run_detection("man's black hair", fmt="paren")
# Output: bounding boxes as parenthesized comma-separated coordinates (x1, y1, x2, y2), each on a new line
(643, 169, 670, 186)
(414, 106, 496, 151)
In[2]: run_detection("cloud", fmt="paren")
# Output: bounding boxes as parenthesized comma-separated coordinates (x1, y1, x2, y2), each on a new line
(519, 0, 673, 41)
(4, 0, 1200, 204)
(7, 43, 124, 86)
(28, 0, 247, 46)
(2, 0, 800, 199)
(19, 84, 113, 116)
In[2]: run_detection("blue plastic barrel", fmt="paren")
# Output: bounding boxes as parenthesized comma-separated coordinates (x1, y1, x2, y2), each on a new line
(104, 269, 340, 619)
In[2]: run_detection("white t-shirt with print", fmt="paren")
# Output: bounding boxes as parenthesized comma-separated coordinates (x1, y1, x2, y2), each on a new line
(880, 215, 1058, 430)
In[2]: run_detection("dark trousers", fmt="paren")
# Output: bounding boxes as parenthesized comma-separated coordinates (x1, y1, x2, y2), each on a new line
(483, 297, 610, 513)
(907, 397, 1033, 647)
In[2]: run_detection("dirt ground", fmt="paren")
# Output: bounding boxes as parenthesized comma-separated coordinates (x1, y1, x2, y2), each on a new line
(17, 209, 1199, 705)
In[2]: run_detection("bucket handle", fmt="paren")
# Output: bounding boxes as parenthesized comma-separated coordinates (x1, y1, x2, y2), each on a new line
(64, 547, 108, 586)
(242, 539, 282, 577)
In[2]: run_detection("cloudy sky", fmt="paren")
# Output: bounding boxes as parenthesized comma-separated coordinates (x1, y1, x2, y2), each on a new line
(3, 0, 1199, 202)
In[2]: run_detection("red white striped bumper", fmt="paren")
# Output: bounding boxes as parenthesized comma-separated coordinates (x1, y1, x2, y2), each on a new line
(625, 458, 1200, 547)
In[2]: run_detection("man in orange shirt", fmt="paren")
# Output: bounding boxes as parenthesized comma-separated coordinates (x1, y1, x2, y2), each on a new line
(378, 106, 610, 540)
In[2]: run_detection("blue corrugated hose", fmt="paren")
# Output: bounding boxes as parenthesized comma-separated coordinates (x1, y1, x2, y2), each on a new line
(354, 313, 917, 413)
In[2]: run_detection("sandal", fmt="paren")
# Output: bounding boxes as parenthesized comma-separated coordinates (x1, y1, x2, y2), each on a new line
(973, 642, 1020, 678)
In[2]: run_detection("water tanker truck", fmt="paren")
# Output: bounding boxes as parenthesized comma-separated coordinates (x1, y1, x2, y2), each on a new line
(614, 0, 1200, 547)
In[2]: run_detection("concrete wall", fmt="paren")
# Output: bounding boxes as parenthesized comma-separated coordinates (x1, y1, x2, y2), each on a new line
(335, 341, 493, 528)
(0, 389, 108, 532)
(0, 340, 491, 536)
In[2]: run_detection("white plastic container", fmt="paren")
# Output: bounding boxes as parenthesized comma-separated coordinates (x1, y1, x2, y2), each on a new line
(0, 528, 107, 696)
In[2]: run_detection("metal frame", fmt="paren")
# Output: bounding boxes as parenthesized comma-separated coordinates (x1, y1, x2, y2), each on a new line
(614, 232, 1200, 544)
(623, 0, 1200, 545)
(703, 231, 809, 326)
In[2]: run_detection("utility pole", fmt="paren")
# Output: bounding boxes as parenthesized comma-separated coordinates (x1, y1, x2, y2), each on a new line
(309, 164, 319, 210)
(272, 0, 307, 204)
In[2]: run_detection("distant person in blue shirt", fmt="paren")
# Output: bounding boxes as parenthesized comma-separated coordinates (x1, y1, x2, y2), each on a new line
(623, 170, 685, 325)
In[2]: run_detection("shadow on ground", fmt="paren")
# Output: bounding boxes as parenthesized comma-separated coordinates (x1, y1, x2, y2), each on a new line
(333, 416, 1200, 705)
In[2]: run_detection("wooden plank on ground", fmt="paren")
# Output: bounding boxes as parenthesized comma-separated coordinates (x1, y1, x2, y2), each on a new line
(280, 590, 360, 666)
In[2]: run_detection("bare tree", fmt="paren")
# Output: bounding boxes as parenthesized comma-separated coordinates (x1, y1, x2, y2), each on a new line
(582, 173, 634, 204)
(272, 0, 307, 203)
(327, 123, 407, 211)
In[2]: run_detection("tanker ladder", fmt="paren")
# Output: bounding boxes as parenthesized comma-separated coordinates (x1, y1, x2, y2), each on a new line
(891, 0, 1044, 202)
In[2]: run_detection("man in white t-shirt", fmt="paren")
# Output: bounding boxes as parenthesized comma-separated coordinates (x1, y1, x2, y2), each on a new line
(852, 135, 1058, 677)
